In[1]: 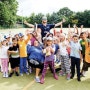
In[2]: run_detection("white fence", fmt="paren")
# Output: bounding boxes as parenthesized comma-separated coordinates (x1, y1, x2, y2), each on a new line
(0, 28, 90, 39)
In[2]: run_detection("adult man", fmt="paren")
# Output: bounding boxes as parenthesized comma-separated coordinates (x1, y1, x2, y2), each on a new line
(24, 16, 65, 38)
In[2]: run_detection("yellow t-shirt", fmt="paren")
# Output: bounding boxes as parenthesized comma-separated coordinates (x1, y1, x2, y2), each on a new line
(18, 34, 31, 57)
(85, 47, 90, 63)
(18, 40, 27, 57)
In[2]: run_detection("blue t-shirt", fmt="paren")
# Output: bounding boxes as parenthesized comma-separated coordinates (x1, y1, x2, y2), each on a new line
(27, 45, 45, 63)
(70, 41, 82, 59)
(37, 24, 55, 37)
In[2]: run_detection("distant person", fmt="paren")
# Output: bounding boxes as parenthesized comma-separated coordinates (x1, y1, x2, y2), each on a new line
(24, 16, 65, 38)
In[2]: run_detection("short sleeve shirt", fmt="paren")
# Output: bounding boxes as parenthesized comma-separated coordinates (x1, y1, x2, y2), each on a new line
(8, 45, 19, 58)
(37, 24, 55, 38)
(70, 41, 82, 58)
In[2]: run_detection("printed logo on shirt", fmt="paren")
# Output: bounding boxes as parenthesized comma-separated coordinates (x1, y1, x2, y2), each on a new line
(81, 42, 85, 45)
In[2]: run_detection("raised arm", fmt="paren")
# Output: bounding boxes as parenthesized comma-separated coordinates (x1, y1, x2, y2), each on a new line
(55, 18, 65, 27)
(24, 20, 34, 28)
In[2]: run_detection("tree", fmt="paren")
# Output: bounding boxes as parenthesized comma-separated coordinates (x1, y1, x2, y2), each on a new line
(83, 10, 90, 27)
(57, 7, 74, 27)
(50, 12, 60, 24)
(0, 0, 18, 28)
(57, 7, 73, 18)
(35, 13, 44, 24)
(75, 12, 85, 27)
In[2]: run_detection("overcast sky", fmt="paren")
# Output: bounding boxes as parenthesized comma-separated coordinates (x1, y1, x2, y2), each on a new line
(17, 0, 90, 16)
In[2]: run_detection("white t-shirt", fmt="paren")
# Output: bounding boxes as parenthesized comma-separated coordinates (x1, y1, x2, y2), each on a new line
(0, 45, 9, 58)
(59, 41, 68, 56)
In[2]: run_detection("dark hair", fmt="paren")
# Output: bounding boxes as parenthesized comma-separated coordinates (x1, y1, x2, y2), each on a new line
(80, 32, 85, 36)
(47, 33, 53, 37)
(12, 37, 17, 41)
(73, 34, 79, 38)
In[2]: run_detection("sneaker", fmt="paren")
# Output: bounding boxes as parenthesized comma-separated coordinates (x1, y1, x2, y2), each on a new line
(26, 72, 29, 75)
(9, 72, 14, 77)
(59, 70, 65, 76)
(40, 78, 45, 84)
(5, 74, 8, 78)
(70, 75, 74, 79)
(35, 77, 40, 83)
(15, 72, 19, 76)
(82, 71, 86, 77)
(77, 78, 81, 82)
(66, 73, 71, 80)
(20, 73, 23, 76)
(54, 74, 58, 80)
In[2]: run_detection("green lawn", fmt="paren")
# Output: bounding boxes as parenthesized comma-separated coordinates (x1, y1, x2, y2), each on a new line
(0, 70, 90, 90)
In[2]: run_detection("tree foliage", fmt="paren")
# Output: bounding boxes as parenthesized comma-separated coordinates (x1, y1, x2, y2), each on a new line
(0, 0, 18, 28)
(0, 5, 90, 28)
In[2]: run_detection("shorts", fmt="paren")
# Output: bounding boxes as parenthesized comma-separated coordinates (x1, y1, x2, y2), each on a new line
(28, 59, 44, 69)
(9, 57, 20, 69)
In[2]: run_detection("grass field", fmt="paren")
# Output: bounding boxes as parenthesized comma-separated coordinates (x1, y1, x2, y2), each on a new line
(0, 69, 90, 90)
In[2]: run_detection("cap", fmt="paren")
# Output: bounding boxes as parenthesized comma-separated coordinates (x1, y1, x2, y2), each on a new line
(1, 38, 6, 42)
(46, 37, 53, 41)
(42, 16, 47, 20)
(18, 33, 24, 37)
(4, 35, 10, 39)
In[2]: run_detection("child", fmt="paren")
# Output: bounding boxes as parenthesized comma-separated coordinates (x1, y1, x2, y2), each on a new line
(82, 40, 90, 74)
(8, 38, 20, 77)
(0, 39, 9, 77)
(70, 35, 82, 81)
(40, 37, 58, 84)
(59, 33, 71, 80)
(18, 33, 31, 76)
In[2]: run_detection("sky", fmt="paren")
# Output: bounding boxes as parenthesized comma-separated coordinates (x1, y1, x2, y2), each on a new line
(17, 0, 90, 16)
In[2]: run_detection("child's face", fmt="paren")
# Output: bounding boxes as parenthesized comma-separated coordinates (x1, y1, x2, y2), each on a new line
(47, 40, 52, 46)
(2, 40, 7, 45)
(81, 33, 86, 39)
(12, 40, 17, 46)
(34, 40, 39, 46)
(60, 36, 65, 42)
(19, 36, 24, 41)
(73, 37, 78, 43)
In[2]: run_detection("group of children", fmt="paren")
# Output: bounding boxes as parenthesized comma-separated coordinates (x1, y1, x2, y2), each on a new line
(0, 28, 90, 84)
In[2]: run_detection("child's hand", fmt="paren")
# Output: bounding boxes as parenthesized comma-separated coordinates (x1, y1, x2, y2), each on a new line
(43, 49, 46, 53)
(11, 51, 17, 54)
(46, 47, 50, 52)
